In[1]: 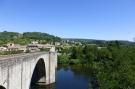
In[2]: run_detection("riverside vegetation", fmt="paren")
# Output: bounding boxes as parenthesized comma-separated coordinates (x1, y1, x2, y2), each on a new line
(58, 41, 135, 89)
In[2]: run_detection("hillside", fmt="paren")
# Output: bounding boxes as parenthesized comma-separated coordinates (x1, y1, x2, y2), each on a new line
(0, 31, 61, 45)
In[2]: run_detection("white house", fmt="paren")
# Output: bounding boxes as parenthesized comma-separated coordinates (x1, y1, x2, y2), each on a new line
(0, 47, 8, 51)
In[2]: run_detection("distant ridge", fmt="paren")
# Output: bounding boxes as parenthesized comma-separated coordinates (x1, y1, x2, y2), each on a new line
(62, 38, 135, 45)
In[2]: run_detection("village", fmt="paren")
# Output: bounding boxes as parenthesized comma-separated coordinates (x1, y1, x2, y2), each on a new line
(0, 41, 60, 54)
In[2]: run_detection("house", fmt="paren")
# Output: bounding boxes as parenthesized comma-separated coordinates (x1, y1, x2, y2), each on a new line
(55, 42, 61, 46)
(7, 43, 15, 47)
(0, 47, 8, 51)
(27, 44, 40, 52)
(36, 44, 44, 49)
(97, 47, 107, 49)
(7, 43, 27, 52)
(31, 41, 38, 44)
(7, 43, 20, 51)
(50, 46, 55, 52)
(18, 46, 27, 52)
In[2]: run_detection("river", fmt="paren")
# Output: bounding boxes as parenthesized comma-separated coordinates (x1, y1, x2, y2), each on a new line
(32, 65, 98, 89)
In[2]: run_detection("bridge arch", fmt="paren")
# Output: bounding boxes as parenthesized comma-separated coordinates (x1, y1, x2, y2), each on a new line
(29, 58, 46, 89)
(0, 86, 6, 89)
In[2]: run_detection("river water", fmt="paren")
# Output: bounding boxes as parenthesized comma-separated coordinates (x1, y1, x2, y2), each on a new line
(32, 65, 98, 89)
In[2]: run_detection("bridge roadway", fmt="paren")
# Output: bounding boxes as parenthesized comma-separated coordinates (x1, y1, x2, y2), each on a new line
(0, 52, 57, 89)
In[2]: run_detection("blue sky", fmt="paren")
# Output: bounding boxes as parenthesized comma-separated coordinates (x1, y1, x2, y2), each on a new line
(0, 0, 135, 41)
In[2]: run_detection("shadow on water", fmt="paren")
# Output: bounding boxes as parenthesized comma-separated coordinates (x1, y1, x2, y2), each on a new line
(31, 65, 99, 89)
(31, 83, 55, 89)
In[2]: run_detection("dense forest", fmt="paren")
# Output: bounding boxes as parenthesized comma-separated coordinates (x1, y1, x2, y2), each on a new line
(0, 31, 61, 45)
(58, 41, 135, 89)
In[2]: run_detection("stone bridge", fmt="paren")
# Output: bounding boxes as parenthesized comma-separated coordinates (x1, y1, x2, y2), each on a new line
(0, 52, 57, 89)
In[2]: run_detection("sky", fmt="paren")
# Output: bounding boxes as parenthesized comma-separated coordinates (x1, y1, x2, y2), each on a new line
(0, 0, 135, 41)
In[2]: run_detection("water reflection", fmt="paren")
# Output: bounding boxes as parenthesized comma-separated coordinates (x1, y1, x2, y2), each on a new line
(32, 65, 99, 89)
(31, 84, 55, 89)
